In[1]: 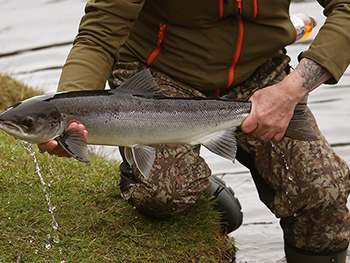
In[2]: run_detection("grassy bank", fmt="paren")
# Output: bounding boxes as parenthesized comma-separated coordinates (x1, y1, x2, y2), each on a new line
(0, 74, 236, 262)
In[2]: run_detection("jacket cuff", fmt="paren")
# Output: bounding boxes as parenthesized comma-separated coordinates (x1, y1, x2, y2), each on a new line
(298, 50, 341, 85)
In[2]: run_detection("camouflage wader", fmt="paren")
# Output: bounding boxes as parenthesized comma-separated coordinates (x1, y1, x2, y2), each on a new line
(110, 53, 350, 253)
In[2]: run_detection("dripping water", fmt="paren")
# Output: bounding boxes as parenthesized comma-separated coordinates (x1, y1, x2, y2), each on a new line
(20, 141, 61, 248)
(269, 141, 294, 206)
(270, 141, 290, 172)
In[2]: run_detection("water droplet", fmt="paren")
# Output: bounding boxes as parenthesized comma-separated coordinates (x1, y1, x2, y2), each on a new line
(49, 206, 56, 213)
(45, 244, 52, 250)
(53, 236, 60, 244)
(288, 176, 293, 181)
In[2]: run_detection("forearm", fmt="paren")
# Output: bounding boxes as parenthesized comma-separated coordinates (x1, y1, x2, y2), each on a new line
(58, 0, 145, 92)
(281, 58, 332, 105)
(58, 41, 115, 91)
(300, 0, 350, 83)
(295, 58, 332, 92)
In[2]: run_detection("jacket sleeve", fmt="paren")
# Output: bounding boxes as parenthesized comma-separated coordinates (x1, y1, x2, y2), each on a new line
(58, 0, 145, 91)
(299, 0, 350, 84)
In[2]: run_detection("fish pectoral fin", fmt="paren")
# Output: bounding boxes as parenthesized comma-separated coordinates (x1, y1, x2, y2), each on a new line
(201, 127, 237, 162)
(124, 145, 156, 179)
(55, 126, 89, 163)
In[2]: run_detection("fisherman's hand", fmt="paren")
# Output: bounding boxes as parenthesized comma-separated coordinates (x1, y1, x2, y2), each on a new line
(37, 122, 88, 157)
(241, 58, 331, 142)
(241, 83, 297, 142)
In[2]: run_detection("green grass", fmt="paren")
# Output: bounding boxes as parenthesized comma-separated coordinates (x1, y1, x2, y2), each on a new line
(0, 75, 236, 262)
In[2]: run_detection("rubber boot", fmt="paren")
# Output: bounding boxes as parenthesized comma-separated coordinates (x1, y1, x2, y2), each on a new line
(206, 175, 243, 233)
(285, 243, 348, 263)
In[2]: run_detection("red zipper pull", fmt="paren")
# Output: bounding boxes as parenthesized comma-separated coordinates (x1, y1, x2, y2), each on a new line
(237, 0, 242, 16)
(146, 23, 167, 65)
(157, 23, 166, 48)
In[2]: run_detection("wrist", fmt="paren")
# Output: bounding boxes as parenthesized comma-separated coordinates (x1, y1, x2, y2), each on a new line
(278, 72, 308, 105)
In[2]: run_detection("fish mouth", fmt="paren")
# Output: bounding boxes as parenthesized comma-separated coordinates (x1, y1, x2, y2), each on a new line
(0, 121, 23, 133)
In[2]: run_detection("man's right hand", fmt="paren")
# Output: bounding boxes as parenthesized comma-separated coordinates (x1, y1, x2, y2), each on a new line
(37, 122, 88, 157)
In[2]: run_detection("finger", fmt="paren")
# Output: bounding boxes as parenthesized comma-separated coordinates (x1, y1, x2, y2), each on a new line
(50, 146, 73, 157)
(241, 115, 259, 134)
(257, 132, 270, 141)
(68, 122, 88, 140)
(37, 140, 58, 153)
(272, 131, 286, 142)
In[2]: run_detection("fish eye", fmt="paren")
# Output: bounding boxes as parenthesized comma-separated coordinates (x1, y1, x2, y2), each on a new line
(21, 116, 35, 127)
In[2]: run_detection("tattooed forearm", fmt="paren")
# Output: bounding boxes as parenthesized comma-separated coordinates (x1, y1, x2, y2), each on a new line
(296, 59, 327, 91)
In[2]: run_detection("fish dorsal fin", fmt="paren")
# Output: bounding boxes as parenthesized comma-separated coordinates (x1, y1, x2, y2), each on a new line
(55, 126, 89, 162)
(200, 127, 238, 162)
(112, 69, 163, 97)
(124, 145, 156, 179)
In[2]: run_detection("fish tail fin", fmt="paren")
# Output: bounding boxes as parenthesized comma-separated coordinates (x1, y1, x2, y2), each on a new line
(285, 95, 319, 141)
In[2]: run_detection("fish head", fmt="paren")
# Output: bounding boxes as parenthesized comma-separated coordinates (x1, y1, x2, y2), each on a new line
(0, 95, 63, 143)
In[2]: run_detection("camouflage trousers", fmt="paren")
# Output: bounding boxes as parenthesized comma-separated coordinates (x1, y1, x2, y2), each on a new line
(110, 53, 350, 253)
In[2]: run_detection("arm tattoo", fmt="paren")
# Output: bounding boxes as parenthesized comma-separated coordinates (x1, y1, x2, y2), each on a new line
(297, 59, 327, 91)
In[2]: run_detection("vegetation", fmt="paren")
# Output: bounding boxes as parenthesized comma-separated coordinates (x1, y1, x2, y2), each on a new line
(0, 74, 236, 262)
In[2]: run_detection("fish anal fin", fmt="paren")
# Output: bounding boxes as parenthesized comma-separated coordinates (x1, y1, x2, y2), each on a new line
(201, 127, 238, 162)
(55, 126, 89, 162)
(124, 145, 156, 179)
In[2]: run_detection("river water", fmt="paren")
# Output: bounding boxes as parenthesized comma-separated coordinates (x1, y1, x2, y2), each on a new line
(1, 0, 349, 262)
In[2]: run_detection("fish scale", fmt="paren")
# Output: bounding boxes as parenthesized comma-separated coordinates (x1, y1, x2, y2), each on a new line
(0, 69, 316, 178)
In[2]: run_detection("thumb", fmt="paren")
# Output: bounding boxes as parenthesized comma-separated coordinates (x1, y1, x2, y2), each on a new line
(241, 114, 257, 134)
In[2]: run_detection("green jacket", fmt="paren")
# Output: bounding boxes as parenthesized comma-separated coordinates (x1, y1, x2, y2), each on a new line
(58, 0, 350, 93)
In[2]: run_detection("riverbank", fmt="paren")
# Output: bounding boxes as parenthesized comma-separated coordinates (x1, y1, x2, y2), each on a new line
(0, 74, 235, 262)
(1, 0, 349, 262)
